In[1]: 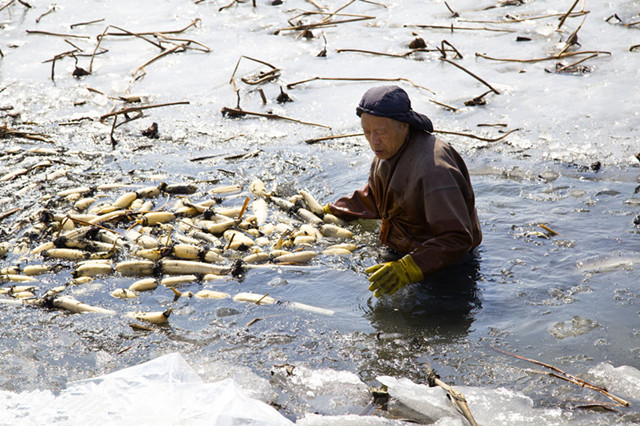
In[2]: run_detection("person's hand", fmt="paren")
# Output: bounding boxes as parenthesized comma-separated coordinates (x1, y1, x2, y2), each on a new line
(366, 255, 423, 297)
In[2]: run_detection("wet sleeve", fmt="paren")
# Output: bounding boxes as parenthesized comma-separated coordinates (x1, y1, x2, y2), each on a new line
(328, 182, 380, 221)
(409, 172, 477, 276)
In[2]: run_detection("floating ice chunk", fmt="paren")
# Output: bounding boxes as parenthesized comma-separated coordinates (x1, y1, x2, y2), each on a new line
(298, 413, 407, 425)
(376, 376, 460, 421)
(578, 254, 640, 274)
(588, 363, 640, 398)
(0, 353, 292, 426)
(197, 360, 277, 403)
(378, 376, 566, 426)
(271, 365, 370, 415)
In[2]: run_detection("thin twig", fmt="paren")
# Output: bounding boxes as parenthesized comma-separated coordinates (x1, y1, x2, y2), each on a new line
(336, 48, 452, 58)
(441, 40, 463, 59)
(336, 48, 408, 58)
(102, 19, 200, 37)
(0, 0, 16, 13)
(109, 25, 165, 50)
(26, 30, 90, 39)
(70, 18, 105, 29)
(430, 99, 459, 112)
(434, 128, 520, 142)
(274, 16, 375, 35)
(45, 49, 79, 80)
(494, 347, 630, 407)
(160, 35, 210, 52)
(444, 1, 459, 17)
(229, 56, 279, 91)
(475, 50, 611, 63)
(459, 11, 588, 24)
(99, 101, 190, 121)
(439, 57, 500, 95)
(404, 24, 515, 33)
(90, 25, 110, 73)
(220, 106, 331, 129)
(359, 0, 386, 7)
(286, 76, 435, 95)
(305, 132, 363, 144)
(133, 43, 188, 79)
(558, 0, 580, 30)
(558, 16, 586, 56)
(557, 53, 598, 72)
(219, 0, 239, 12)
(35, 4, 55, 23)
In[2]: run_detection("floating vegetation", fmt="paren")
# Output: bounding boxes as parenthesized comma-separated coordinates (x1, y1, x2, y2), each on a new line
(0, 178, 355, 321)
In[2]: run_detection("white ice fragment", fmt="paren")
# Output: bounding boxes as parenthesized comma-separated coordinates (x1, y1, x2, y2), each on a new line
(272, 365, 369, 415)
(298, 413, 407, 425)
(0, 353, 292, 426)
(378, 376, 566, 425)
(376, 376, 459, 421)
(578, 254, 640, 273)
(588, 363, 640, 398)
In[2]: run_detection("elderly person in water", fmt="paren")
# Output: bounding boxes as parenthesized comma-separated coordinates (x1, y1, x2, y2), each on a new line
(324, 86, 482, 297)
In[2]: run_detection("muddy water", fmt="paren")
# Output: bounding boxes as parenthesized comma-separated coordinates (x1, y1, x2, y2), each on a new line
(2, 0, 640, 424)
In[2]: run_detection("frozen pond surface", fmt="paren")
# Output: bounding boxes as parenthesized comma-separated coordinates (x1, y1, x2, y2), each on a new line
(1, 0, 640, 424)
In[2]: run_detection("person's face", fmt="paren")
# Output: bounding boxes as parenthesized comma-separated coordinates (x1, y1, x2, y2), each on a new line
(360, 113, 409, 160)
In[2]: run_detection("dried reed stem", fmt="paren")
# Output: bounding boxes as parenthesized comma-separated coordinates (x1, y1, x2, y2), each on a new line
(558, 0, 580, 29)
(305, 133, 363, 144)
(220, 107, 331, 129)
(70, 18, 105, 29)
(405, 24, 515, 33)
(275, 16, 374, 35)
(286, 76, 435, 95)
(557, 53, 598, 72)
(35, 4, 55, 23)
(460, 11, 588, 24)
(99, 101, 190, 121)
(439, 57, 500, 95)
(475, 50, 611, 63)
(494, 347, 630, 407)
(26, 30, 90, 39)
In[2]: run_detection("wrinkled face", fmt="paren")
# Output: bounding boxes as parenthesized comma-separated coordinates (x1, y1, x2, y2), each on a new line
(361, 113, 410, 160)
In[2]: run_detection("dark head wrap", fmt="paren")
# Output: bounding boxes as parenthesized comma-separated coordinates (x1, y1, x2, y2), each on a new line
(356, 86, 433, 133)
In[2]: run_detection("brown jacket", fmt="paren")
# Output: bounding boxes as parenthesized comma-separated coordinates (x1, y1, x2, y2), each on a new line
(328, 130, 482, 276)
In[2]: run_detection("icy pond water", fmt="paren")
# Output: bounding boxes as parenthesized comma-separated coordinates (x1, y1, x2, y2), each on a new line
(1, 0, 639, 424)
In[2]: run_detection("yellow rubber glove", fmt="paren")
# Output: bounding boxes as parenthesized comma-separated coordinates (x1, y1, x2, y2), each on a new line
(366, 255, 424, 297)
(322, 203, 332, 215)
